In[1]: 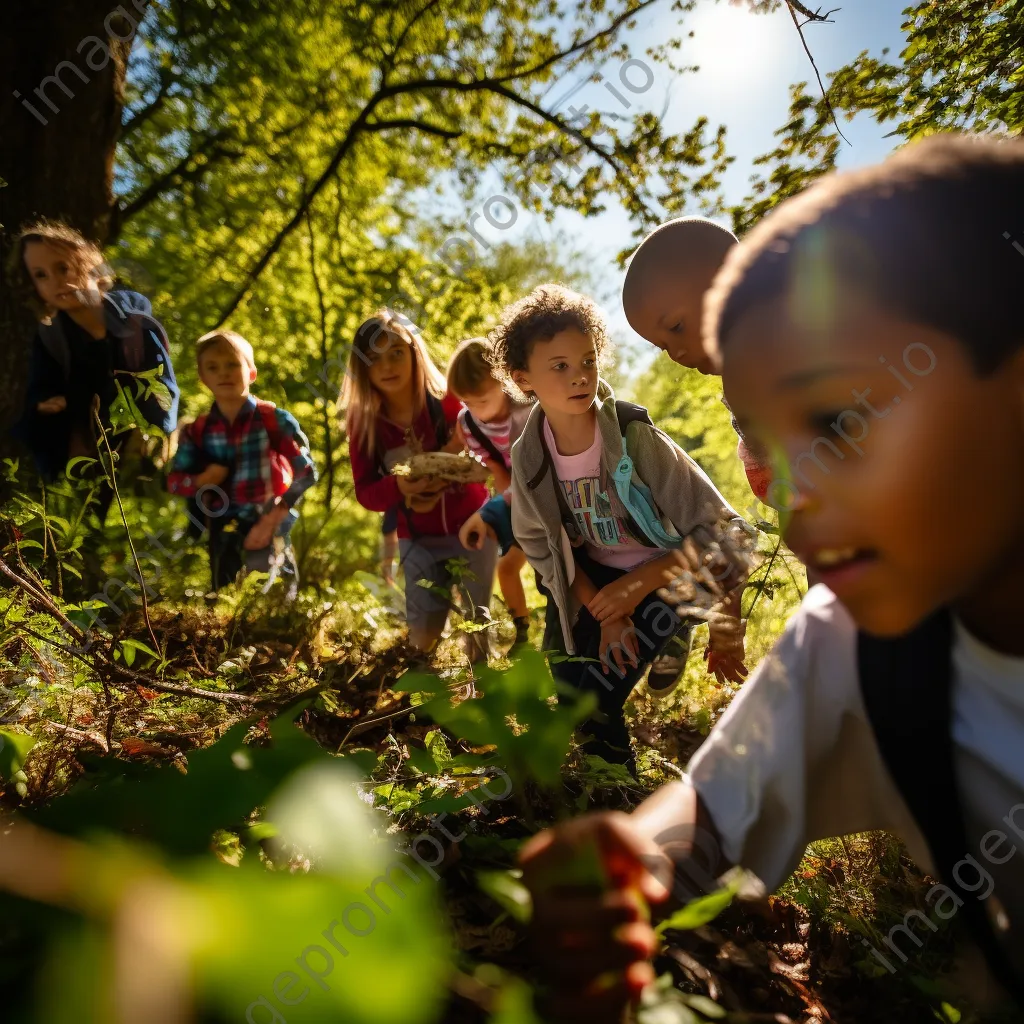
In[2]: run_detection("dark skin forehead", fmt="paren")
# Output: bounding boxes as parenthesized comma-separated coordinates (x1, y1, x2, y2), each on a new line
(721, 282, 1024, 650)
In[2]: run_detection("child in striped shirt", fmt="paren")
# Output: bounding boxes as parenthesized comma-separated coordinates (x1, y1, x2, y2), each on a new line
(448, 338, 533, 645)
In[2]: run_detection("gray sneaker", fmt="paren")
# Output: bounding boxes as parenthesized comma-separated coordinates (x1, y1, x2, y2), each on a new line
(646, 627, 693, 698)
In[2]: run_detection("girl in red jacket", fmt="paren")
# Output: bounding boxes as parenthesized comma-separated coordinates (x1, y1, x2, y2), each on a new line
(341, 309, 496, 659)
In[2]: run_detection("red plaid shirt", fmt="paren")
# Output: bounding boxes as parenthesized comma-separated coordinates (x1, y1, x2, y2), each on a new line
(168, 397, 316, 518)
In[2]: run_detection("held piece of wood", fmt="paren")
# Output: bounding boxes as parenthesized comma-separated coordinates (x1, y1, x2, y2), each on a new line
(391, 451, 489, 484)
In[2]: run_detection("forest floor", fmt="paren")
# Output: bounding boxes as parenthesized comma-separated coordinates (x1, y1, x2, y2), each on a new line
(2, 553, 1000, 1024)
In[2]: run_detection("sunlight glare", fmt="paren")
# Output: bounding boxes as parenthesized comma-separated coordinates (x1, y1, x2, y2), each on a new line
(682, 2, 793, 97)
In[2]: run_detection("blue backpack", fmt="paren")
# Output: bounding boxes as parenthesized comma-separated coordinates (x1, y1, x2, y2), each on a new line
(611, 401, 682, 549)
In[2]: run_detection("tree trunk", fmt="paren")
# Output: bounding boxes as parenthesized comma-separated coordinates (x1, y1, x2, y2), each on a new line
(0, 1, 136, 451)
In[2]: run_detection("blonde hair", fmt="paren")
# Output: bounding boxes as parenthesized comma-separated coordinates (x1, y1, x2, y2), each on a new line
(340, 308, 447, 457)
(447, 337, 499, 398)
(10, 219, 113, 321)
(196, 329, 256, 370)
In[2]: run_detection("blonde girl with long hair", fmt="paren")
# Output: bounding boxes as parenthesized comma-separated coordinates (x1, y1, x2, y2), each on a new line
(341, 309, 496, 657)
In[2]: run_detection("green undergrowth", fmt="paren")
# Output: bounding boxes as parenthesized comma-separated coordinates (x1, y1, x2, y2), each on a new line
(0, 472, 1003, 1024)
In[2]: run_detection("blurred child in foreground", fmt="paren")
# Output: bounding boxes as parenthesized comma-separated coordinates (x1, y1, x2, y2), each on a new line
(521, 134, 1024, 1020)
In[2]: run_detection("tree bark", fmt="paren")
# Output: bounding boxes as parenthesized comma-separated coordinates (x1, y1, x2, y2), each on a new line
(0, 1, 137, 451)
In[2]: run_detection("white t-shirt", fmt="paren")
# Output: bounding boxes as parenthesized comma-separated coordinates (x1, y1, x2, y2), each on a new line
(542, 417, 656, 572)
(687, 585, 1024, 992)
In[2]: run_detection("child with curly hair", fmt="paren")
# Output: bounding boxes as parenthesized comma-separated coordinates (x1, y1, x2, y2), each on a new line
(493, 284, 746, 770)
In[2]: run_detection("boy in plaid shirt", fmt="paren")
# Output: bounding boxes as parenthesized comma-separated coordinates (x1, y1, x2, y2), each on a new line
(167, 330, 317, 593)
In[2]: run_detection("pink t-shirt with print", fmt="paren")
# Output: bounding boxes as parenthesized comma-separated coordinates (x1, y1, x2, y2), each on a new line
(543, 417, 656, 571)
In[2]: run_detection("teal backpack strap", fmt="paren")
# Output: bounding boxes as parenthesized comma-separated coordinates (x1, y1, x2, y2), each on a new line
(613, 401, 681, 550)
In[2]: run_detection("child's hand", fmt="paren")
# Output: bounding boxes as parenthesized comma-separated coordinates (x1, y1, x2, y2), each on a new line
(396, 474, 435, 497)
(37, 396, 67, 415)
(599, 615, 639, 675)
(195, 463, 230, 488)
(519, 812, 670, 1024)
(380, 558, 395, 585)
(588, 576, 644, 624)
(243, 503, 288, 552)
(706, 613, 747, 684)
(459, 511, 496, 551)
(705, 647, 748, 684)
(407, 489, 444, 514)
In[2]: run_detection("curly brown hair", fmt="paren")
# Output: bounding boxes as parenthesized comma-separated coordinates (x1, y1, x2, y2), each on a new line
(489, 283, 609, 377)
(7, 219, 112, 321)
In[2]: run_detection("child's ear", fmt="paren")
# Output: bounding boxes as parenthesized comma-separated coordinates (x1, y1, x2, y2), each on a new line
(249, 364, 258, 384)
(511, 369, 532, 394)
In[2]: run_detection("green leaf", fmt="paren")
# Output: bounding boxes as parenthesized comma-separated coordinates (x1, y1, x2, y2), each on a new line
(425, 729, 452, 771)
(476, 869, 532, 923)
(0, 729, 37, 782)
(399, 648, 595, 792)
(655, 880, 740, 935)
(148, 378, 174, 414)
(120, 639, 160, 664)
(65, 456, 98, 477)
(483, 970, 544, 1024)
(29, 706, 332, 855)
(37, 764, 451, 1024)
(679, 994, 726, 1018)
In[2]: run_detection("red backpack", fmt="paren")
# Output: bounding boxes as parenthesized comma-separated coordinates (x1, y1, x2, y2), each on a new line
(193, 399, 293, 500)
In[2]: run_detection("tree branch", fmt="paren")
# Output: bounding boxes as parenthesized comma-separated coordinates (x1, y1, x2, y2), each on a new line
(364, 117, 462, 138)
(121, 67, 174, 139)
(492, 0, 663, 85)
(111, 131, 232, 236)
(785, 1, 849, 143)
(382, 0, 446, 83)
(476, 78, 649, 217)
(305, 211, 335, 510)
(212, 66, 649, 326)
(212, 104, 374, 327)
(786, 1, 837, 23)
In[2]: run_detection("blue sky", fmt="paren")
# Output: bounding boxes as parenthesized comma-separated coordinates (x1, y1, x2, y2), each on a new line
(466, 0, 911, 366)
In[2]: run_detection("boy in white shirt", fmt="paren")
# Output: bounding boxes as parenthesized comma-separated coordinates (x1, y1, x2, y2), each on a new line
(520, 134, 1024, 1020)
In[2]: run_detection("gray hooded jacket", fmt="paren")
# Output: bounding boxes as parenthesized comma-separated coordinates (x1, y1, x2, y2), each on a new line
(510, 380, 738, 654)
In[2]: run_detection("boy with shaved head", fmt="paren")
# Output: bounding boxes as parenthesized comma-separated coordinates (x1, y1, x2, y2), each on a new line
(623, 217, 772, 502)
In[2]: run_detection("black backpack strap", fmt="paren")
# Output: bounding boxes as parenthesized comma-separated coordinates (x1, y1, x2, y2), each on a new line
(463, 411, 505, 465)
(858, 612, 1024, 1004)
(425, 392, 449, 450)
(524, 409, 579, 540)
(526, 409, 553, 491)
(614, 399, 653, 435)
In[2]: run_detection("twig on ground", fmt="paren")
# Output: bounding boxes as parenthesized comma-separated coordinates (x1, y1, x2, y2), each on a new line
(43, 720, 115, 754)
(338, 695, 439, 749)
(649, 751, 686, 780)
